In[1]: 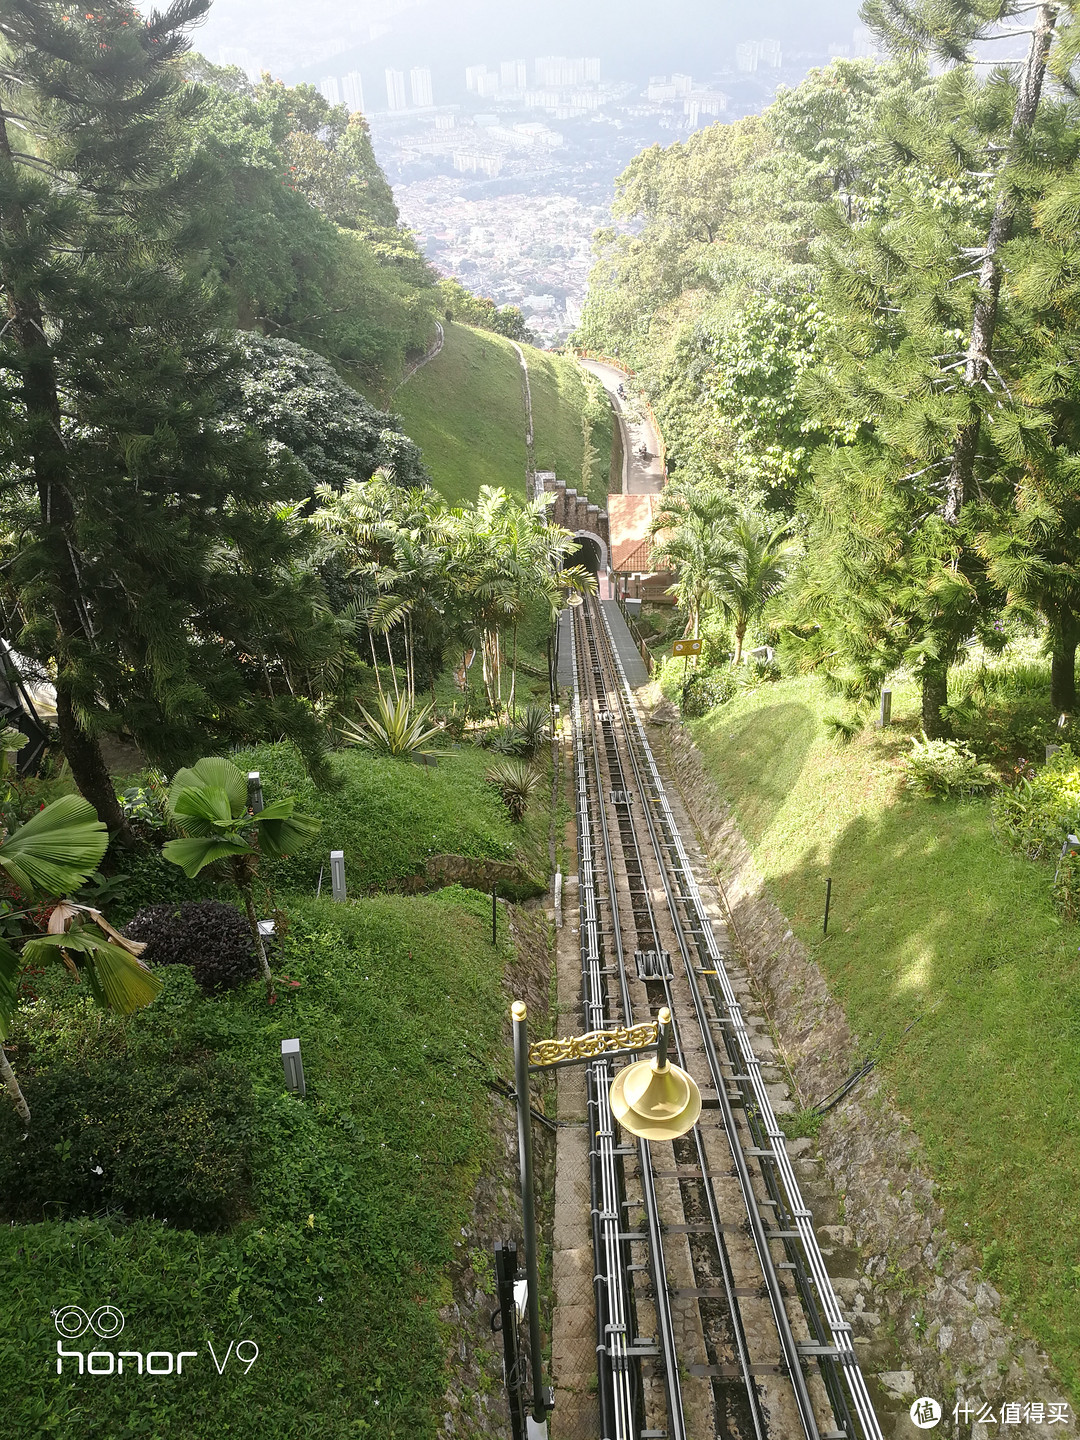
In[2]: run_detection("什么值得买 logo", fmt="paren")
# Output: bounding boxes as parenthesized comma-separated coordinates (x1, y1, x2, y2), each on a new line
(52, 1305, 259, 1377)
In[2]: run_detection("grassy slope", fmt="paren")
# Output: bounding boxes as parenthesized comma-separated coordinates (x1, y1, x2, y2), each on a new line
(527, 347, 613, 506)
(1, 743, 550, 1438)
(393, 323, 614, 507)
(392, 323, 528, 505)
(689, 674, 1080, 1396)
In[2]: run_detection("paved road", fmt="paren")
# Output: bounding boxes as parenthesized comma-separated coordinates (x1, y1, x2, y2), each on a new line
(580, 357, 665, 495)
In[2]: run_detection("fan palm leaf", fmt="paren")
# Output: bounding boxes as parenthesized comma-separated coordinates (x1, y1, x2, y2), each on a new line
(0, 795, 109, 896)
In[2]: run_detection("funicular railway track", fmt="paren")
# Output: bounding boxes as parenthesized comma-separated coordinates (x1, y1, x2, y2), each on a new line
(570, 596, 883, 1440)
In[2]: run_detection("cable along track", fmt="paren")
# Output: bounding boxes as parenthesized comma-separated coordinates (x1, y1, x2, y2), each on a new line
(570, 597, 882, 1440)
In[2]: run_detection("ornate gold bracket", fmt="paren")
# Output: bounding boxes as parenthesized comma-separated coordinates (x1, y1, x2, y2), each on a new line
(528, 1021, 659, 1071)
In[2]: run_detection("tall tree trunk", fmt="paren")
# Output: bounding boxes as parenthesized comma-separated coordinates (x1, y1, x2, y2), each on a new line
(921, 659, 951, 739)
(509, 623, 518, 716)
(1050, 621, 1078, 714)
(944, 3, 1057, 522)
(0, 113, 131, 839)
(367, 629, 386, 702)
(0, 1042, 30, 1124)
(384, 636, 400, 700)
(733, 622, 745, 667)
(55, 687, 131, 840)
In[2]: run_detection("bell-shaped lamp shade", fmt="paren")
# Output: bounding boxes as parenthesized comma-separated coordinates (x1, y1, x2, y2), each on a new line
(609, 1014, 702, 1142)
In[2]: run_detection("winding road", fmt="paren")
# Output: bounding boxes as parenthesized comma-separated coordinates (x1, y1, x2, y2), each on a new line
(580, 357, 665, 495)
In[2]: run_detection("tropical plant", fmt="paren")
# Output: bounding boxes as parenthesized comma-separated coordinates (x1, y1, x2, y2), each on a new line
(649, 481, 736, 640)
(340, 694, 448, 759)
(0, 795, 162, 1122)
(516, 704, 550, 758)
(993, 749, 1080, 860)
(711, 513, 798, 665)
(485, 758, 543, 822)
(903, 734, 997, 800)
(127, 901, 260, 995)
(162, 758, 320, 995)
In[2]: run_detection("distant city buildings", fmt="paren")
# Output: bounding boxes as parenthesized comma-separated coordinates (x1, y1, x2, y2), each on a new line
(319, 74, 341, 105)
(735, 39, 783, 72)
(410, 66, 434, 107)
(646, 74, 728, 124)
(534, 56, 600, 86)
(342, 70, 364, 113)
(385, 68, 407, 112)
(500, 59, 528, 90)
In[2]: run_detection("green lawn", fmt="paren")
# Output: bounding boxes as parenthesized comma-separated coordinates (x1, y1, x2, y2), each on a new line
(689, 674, 1080, 1399)
(527, 348, 613, 506)
(392, 324, 615, 508)
(392, 323, 528, 505)
(0, 740, 551, 1438)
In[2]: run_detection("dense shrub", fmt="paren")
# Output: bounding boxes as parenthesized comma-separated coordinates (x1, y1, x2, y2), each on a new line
(903, 734, 997, 800)
(738, 658, 782, 690)
(993, 747, 1080, 860)
(681, 668, 738, 718)
(127, 901, 259, 993)
(0, 1053, 254, 1229)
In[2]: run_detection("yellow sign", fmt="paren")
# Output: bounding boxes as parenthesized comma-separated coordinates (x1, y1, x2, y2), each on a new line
(672, 638, 702, 657)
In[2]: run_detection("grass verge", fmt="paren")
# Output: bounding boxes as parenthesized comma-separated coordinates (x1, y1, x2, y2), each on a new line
(689, 672, 1080, 1399)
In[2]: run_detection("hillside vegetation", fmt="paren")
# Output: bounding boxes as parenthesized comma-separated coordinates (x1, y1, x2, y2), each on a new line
(0, 737, 549, 1438)
(687, 670, 1080, 1397)
(394, 323, 614, 507)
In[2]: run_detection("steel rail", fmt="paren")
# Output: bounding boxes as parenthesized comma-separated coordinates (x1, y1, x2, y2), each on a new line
(574, 607, 684, 1440)
(577, 599, 768, 1440)
(570, 619, 637, 1440)
(596, 600, 884, 1440)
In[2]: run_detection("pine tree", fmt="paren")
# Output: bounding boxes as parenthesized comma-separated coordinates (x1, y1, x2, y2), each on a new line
(0, 0, 339, 828)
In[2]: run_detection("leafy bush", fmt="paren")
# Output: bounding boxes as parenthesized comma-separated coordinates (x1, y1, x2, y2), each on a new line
(486, 758, 542, 821)
(993, 747, 1080, 860)
(481, 725, 529, 757)
(903, 733, 997, 799)
(126, 901, 260, 993)
(680, 668, 738, 718)
(739, 658, 782, 690)
(0, 1052, 254, 1229)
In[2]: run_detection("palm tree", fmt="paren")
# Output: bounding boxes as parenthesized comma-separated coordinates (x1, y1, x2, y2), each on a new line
(0, 795, 163, 1122)
(162, 758, 320, 997)
(713, 511, 799, 664)
(650, 481, 736, 640)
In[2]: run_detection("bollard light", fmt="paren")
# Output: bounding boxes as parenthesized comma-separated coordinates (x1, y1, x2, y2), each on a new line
(330, 850, 346, 902)
(281, 1038, 306, 1096)
(878, 689, 892, 728)
(247, 771, 264, 813)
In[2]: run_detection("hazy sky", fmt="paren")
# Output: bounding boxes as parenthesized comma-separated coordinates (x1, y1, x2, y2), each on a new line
(196, 0, 866, 87)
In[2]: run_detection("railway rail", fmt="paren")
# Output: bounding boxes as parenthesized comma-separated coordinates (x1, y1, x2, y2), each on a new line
(570, 595, 882, 1440)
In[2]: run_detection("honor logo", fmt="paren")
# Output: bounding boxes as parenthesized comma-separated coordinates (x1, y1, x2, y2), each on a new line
(52, 1306, 259, 1378)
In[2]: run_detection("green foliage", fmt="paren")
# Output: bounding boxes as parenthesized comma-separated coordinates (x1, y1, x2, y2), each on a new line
(127, 902, 260, 994)
(231, 741, 545, 893)
(1, 890, 511, 1436)
(225, 333, 428, 494)
(680, 668, 738, 718)
(163, 757, 321, 881)
(340, 694, 447, 759)
(689, 669, 1080, 1392)
(903, 733, 997, 799)
(0, 795, 107, 898)
(485, 758, 543, 822)
(436, 277, 533, 342)
(0, 1051, 254, 1230)
(993, 748, 1080, 860)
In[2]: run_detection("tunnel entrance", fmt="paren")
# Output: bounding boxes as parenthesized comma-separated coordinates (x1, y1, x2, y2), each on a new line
(568, 535, 603, 574)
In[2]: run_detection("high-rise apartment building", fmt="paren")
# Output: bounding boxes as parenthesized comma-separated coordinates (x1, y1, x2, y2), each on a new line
(759, 38, 782, 68)
(219, 46, 263, 81)
(500, 59, 527, 89)
(672, 72, 692, 96)
(410, 67, 433, 107)
(319, 75, 341, 105)
(342, 71, 365, 113)
(385, 68, 407, 111)
(734, 41, 759, 72)
(533, 56, 600, 87)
